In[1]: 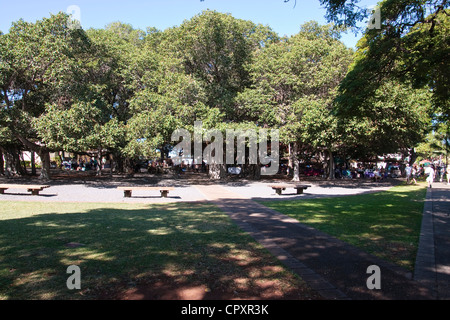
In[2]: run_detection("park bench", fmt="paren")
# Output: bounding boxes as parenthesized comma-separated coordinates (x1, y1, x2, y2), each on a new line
(117, 186, 175, 198)
(0, 184, 50, 196)
(269, 184, 311, 195)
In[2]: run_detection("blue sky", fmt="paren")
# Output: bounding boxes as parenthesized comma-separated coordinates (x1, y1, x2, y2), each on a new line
(0, 0, 376, 48)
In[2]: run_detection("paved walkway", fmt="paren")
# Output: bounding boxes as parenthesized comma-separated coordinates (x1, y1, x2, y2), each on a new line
(0, 177, 393, 203)
(414, 182, 450, 299)
(195, 183, 450, 300)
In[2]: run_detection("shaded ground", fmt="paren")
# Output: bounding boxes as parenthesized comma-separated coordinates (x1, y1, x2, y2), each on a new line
(97, 271, 323, 300)
(0, 200, 321, 300)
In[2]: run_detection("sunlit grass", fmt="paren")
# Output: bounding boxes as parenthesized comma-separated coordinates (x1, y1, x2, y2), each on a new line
(260, 183, 427, 271)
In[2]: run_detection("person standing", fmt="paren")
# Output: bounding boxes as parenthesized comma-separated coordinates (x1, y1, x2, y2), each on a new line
(426, 165, 435, 188)
(411, 165, 417, 184)
(405, 164, 412, 184)
(447, 165, 450, 185)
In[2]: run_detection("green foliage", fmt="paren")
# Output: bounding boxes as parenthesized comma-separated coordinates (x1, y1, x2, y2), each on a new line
(338, 80, 432, 158)
(35, 102, 126, 153)
(162, 10, 278, 119)
(415, 121, 450, 161)
(0, 8, 438, 174)
(239, 21, 353, 147)
(0, 13, 93, 145)
(335, 4, 450, 122)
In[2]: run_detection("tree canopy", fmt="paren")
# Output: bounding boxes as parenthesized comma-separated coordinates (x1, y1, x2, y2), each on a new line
(302, 0, 449, 122)
(0, 8, 441, 179)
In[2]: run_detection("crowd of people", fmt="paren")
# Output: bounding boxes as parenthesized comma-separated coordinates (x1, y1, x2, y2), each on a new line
(333, 162, 450, 186)
(334, 166, 395, 180)
(403, 163, 450, 187)
(410, 163, 450, 188)
(58, 154, 450, 186)
(62, 157, 103, 171)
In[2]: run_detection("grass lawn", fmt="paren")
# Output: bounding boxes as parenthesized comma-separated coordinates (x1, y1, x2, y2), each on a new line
(0, 201, 319, 300)
(259, 183, 427, 271)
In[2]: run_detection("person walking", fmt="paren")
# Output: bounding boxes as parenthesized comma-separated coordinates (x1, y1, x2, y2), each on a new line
(405, 164, 412, 184)
(447, 165, 450, 185)
(439, 165, 445, 182)
(426, 164, 435, 188)
(411, 165, 417, 184)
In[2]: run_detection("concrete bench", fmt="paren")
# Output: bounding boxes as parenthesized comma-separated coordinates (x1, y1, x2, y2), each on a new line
(269, 184, 311, 195)
(0, 184, 50, 196)
(117, 187, 175, 198)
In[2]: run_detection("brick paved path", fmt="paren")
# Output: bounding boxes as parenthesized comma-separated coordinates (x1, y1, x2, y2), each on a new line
(414, 183, 450, 300)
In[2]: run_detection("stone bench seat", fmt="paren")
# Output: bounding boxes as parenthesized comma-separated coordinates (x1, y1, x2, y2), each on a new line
(117, 186, 175, 198)
(0, 184, 50, 196)
(269, 184, 311, 195)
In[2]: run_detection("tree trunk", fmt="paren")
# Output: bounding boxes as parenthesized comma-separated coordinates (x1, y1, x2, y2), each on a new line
(245, 163, 261, 180)
(446, 139, 449, 167)
(0, 148, 4, 175)
(19, 152, 27, 175)
(110, 154, 114, 177)
(208, 163, 226, 180)
(253, 163, 261, 180)
(328, 149, 335, 180)
(287, 143, 293, 177)
(97, 148, 103, 176)
(3, 146, 25, 177)
(4, 151, 15, 178)
(112, 152, 125, 173)
(124, 157, 134, 175)
(14, 135, 51, 179)
(31, 151, 36, 175)
(38, 150, 51, 180)
(15, 150, 25, 175)
(292, 142, 300, 182)
(320, 151, 328, 178)
(409, 148, 417, 166)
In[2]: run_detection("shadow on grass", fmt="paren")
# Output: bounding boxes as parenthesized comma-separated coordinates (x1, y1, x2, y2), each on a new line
(0, 202, 319, 300)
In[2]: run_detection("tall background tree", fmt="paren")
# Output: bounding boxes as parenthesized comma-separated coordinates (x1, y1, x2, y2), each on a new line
(237, 21, 353, 180)
(127, 10, 279, 179)
(0, 13, 92, 179)
(308, 0, 450, 122)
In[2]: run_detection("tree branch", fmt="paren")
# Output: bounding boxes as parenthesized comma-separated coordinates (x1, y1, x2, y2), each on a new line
(15, 134, 44, 153)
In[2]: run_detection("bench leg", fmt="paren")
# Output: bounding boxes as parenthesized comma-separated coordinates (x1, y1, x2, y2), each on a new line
(160, 190, 169, 198)
(0, 189, 6, 194)
(275, 188, 283, 195)
(124, 190, 132, 198)
(296, 188, 304, 194)
(29, 189, 41, 196)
